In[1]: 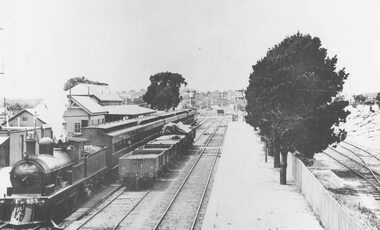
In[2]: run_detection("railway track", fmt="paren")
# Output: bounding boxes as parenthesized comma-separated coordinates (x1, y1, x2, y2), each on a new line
(65, 118, 215, 230)
(152, 118, 228, 230)
(323, 140, 380, 199)
(0, 223, 41, 230)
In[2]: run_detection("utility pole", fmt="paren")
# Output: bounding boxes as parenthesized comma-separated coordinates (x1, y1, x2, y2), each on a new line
(0, 27, 6, 127)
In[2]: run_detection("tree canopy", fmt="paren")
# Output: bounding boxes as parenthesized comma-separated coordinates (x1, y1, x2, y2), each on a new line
(6, 102, 33, 114)
(376, 93, 380, 106)
(143, 72, 187, 111)
(245, 33, 350, 183)
(63, 76, 108, 91)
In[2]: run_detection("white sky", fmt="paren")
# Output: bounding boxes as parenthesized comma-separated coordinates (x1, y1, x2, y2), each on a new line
(1, 0, 380, 99)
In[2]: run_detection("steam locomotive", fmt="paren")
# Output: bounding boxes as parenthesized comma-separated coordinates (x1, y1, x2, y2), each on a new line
(0, 110, 195, 228)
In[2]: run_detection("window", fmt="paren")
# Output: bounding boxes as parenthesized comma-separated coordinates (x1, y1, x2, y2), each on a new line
(102, 118, 104, 123)
(81, 120, 88, 128)
(74, 122, 81, 133)
(22, 116, 28, 121)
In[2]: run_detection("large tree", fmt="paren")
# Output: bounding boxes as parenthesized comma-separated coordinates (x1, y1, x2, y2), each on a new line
(143, 72, 187, 111)
(245, 33, 350, 184)
(63, 76, 108, 91)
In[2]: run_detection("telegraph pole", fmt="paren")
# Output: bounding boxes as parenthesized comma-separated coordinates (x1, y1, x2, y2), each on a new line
(0, 27, 4, 75)
(0, 27, 6, 127)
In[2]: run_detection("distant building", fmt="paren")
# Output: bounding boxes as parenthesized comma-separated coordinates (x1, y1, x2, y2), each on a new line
(0, 106, 56, 167)
(1, 109, 47, 127)
(63, 83, 156, 137)
(0, 126, 53, 166)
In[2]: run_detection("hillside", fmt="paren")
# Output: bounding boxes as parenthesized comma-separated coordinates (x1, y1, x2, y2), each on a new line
(341, 104, 380, 151)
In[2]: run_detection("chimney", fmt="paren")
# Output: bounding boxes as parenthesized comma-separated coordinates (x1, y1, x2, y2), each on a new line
(25, 139, 36, 156)
(39, 137, 54, 155)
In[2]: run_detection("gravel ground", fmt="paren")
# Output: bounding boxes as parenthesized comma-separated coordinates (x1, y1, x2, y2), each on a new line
(193, 156, 220, 230)
(312, 150, 380, 230)
(158, 152, 218, 230)
(117, 153, 200, 229)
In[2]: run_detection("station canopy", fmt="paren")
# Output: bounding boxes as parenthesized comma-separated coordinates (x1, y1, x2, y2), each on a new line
(103, 105, 155, 116)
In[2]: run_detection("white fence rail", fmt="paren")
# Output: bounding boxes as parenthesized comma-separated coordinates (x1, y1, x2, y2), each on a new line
(289, 154, 363, 230)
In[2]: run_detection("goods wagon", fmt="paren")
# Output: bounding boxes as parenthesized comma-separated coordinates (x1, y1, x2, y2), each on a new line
(119, 122, 196, 190)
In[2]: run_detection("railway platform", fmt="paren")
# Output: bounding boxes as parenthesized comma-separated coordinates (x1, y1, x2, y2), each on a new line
(202, 120, 325, 230)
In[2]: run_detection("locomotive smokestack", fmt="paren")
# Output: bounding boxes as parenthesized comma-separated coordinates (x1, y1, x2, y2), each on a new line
(39, 137, 54, 155)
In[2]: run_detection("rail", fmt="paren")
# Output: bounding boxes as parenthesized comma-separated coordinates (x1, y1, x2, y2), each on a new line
(190, 119, 228, 230)
(153, 118, 225, 230)
(339, 141, 380, 185)
(0, 223, 7, 230)
(323, 144, 380, 192)
(0, 223, 40, 230)
(71, 186, 126, 230)
(111, 117, 213, 230)
(70, 117, 212, 230)
(342, 140, 380, 162)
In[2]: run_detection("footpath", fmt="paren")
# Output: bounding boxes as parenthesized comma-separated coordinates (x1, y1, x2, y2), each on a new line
(202, 120, 324, 230)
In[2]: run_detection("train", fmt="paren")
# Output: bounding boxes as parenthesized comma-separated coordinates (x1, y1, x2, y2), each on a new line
(119, 122, 196, 190)
(0, 109, 195, 228)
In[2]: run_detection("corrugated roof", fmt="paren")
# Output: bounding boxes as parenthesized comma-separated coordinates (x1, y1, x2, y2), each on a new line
(103, 105, 155, 116)
(93, 92, 123, 102)
(71, 96, 107, 114)
(92, 118, 138, 130)
(69, 83, 122, 102)
(69, 84, 110, 95)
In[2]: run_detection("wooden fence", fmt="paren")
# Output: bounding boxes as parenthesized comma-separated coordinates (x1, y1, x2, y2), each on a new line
(288, 154, 363, 230)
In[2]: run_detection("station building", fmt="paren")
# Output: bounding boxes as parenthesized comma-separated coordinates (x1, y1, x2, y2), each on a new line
(63, 84, 156, 137)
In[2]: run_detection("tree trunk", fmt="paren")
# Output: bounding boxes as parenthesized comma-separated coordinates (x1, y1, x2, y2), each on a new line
(280, 150, 288, 185)
(273, 133, 280, 168)
(273, 145, 280, 168)
(263, 138, 268, 163)
(267, 140, 274, 157)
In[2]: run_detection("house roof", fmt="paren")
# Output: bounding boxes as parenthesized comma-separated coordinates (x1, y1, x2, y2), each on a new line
(1, 109, 47, 126)
(103, 105, 155, 116)
(93, 92, 123, 102)
(71, 96, 107, 115)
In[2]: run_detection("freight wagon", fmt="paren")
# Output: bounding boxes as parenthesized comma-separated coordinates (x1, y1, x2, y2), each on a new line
(119, 123, 195, 190)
